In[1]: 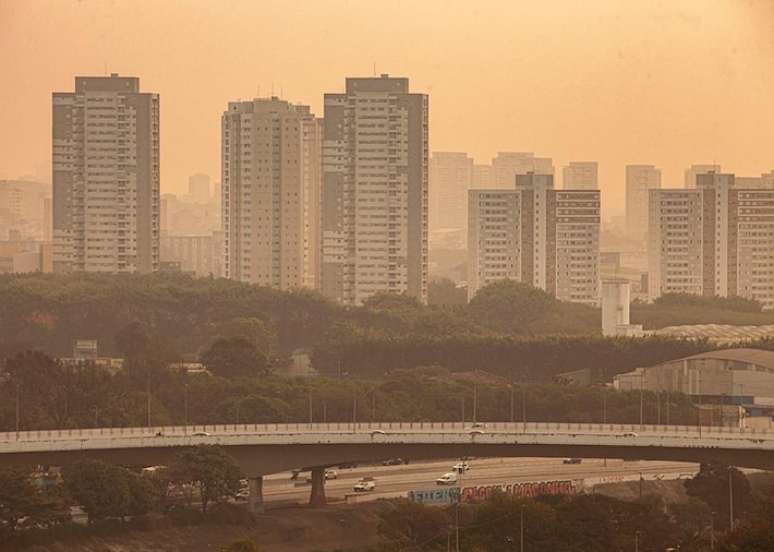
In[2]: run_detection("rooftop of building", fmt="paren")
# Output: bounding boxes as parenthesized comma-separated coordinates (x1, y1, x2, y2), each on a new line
(655, 324, 774, 340)
(670, 348, 774, 372)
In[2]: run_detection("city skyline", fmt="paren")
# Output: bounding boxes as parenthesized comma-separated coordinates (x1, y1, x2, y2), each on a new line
(3, 1, 774, 216)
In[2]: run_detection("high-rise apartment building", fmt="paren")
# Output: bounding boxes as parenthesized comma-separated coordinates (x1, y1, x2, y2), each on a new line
(221, 97, 322, 290)
(684, 164, 722, 188)
(188, 173, 211, 203)
(625, 164, 661, 241)
(649, 172, 774, 308)
(321, 75, 428, 305)
(429, 152, 473, 234)
(491, 152, 553, 188)
(468, 173, 600, 305)
(472, 164, 495, 189)
(52, 74, 159, 273)
(562, 161, 598, 190)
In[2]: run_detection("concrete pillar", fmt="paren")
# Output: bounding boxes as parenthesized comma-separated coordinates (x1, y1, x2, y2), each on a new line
(309, 466, 327, 507)
(248, 476, 264, 513)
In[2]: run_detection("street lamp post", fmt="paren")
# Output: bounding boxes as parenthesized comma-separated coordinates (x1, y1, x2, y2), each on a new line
(184, 383, 189, 432)
(728, 466, 735, 531)
(15, 382, 21, 436)
(510, 384, 515, 423)
(473, 384, 478, 425)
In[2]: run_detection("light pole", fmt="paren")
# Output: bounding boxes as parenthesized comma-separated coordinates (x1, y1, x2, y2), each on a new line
(308, 388, 313, 426)
(728, 466, 735, 531)
(639, 371, 644, 427)
(472, 384, 478, 425)
(146, 371, 152, 428)
(94, 406, 99, 428)
(15, 382, 21, 436)
(510, 384, 515, 423)
(184, 383, 189, 431)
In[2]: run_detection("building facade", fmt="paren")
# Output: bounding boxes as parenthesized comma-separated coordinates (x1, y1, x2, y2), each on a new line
(468, 173, 600, 305)
(562, 161, 598, 190)
(625, 164, 661, 241)
(221, 97, 322, 290)
(321, 75, 428, 305)
(52, 74, 160, 273)
(429, 152, 473, 235)
(684, 164, 721, 188)
(648, 172, 774, 308)
(491, 152, 553, 188)
(160, 235, 217, 277)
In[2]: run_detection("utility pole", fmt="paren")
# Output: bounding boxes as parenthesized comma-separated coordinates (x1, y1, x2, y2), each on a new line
(146, 372, 152, 428)
(352, 396, 357, 426)
(184, 383, 189, 431)
(639, 372, 644, 427)
(15, 383, 21, 435)
(94, 406, 99, 428)
(473, 384, 478, 424)
(371, 392, 376, 421)
(461, 397, 465, 424)
(323, 401, 327, 424)
(510, 384, 515, 423)
(729, 467, 735, 531)
(520, 504, 525, 552)
(522, 385, 527, 429)
(308, 389, 313, 425)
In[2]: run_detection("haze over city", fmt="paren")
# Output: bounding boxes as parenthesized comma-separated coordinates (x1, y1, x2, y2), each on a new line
(5, 2, 774, 551)
(3, 0, 774, 214)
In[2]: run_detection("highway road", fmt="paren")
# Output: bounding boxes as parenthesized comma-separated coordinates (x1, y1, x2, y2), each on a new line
(255, 457, 698, 505)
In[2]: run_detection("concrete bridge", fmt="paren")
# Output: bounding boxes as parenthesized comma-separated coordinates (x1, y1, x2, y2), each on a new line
(3, 421, 773, 511)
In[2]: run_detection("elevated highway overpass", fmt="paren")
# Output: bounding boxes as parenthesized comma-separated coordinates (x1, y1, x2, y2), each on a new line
(3, 421, 772, 510)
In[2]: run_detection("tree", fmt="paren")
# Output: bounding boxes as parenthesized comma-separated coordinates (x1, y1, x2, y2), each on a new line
(376, 499, 450, 551)
(684, 463, 752, 530)
(62, 460, 151, 522)
(719, 519, 774, 551)
(467, 280, 557, 335)
(172, 445, 242, 514)
(427, 278, 467, 306)
(200, 337, 268, 379)
(0, 466, 67, 537)
(215, 317, 278, 357)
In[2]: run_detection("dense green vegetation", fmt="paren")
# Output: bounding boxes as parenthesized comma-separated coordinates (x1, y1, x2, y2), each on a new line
(0, 352, 701, 432)
(369, 465, 774, 551)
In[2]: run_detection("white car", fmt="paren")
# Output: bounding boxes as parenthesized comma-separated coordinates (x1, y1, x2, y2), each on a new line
(305, 469, 338, 483)
(621, 432, 638, 438)
(192, 431, 210, 437)
(353, 477, 376, 492)
(436, 472, 459, 486)
(452, 462, 471, 472)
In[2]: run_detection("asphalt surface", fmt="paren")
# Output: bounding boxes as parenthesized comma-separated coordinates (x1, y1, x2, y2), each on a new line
(258, 456, 697, 504)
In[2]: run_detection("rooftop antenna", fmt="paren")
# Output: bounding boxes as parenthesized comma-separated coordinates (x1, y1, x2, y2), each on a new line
(373, 62, 376, 76)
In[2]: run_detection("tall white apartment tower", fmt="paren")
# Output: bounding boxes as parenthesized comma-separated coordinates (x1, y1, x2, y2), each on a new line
(468, 173, 600, 305)
(321, 75, 428, 305)
(562, 162, 598, 190)
(491, 152, 553, 188)
(625, 165, 661, 241)
(649, 172, 774, 308)
(52, 74, 160, 273)
(221, 97, 322, 290)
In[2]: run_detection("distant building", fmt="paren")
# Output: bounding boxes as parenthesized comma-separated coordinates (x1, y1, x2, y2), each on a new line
(0, 179, 50, 241)
(625, 165, 661, 241)
(467, 173, 600, 305)
(222, 97, 322, 290)
(321, 75, 428, 305)
(52, 74, 160, 273)
(491, 152, 553, 188)
(472, 164, 495, 189)
(684, 164, 721, 188)
(160, 235, 217, 277)
(73, 339, 98, 360)
(648, 172, 774, 308)
(614, 349, 774, 422)
(601, 279, 643, 337)
(562, 162, 598, 190)
(429, 152, 473, 237)
(188, 173, 211, 203)
(0, 240, 53, 274)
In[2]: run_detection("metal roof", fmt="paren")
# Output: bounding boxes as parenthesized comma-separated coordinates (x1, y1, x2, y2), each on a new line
(655, 324, 774, 340)
(677, 348, 774, 372)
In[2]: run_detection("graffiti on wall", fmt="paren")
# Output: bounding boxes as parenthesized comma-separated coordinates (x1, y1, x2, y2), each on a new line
(408, 487, 461, 505)
(461, 479, 578, 502)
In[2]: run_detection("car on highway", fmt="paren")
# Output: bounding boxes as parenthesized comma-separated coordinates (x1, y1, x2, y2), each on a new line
(563, 458, 582, 465)
(382, 458, 406, 466)
(436, 472, 459, 485)
(353, 477, 376, 492)
(337, 462, 358, 469)
(305, 469, 338, 483)
(620, 432, 638, 437)
(471, 422, 486, 429)
(192, 431, 210, 437)
(452, 462, 471, 472)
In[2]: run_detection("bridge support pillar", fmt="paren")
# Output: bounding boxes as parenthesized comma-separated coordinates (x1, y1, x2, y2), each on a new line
(309, 467, 327, 507)
(248, 476, 264, 513)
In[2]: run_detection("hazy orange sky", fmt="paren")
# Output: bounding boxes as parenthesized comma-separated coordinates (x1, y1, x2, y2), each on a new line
(2, 0, 773, 215)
